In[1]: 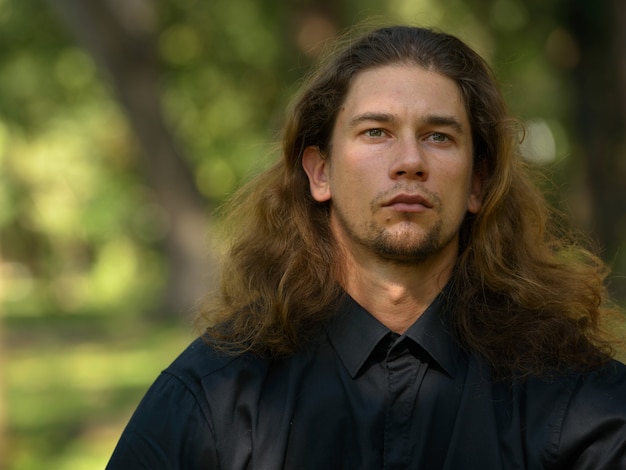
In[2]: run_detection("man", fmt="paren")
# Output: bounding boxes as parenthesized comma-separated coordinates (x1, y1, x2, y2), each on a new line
(107, 26, 626, 469)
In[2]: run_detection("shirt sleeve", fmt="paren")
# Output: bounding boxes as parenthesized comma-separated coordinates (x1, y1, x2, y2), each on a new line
(106, 371, 218, 469)
(557, 361, 626, 469)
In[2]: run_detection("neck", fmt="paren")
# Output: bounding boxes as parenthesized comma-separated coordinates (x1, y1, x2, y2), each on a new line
(338, 243, 457, 334)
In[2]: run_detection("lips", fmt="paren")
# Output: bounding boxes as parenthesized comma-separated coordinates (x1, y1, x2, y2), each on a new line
(383, 193, 433, 212)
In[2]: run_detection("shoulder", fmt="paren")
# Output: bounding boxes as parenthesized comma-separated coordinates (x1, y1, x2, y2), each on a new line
(163, 336, 281, 403)
(165, 336, 240, 380)
(581, 357, 626, 386)
(564, 359, 626, 415)
(163, 336, 272, 397)
(107, 338, 274, 469)
(523, 358, 626, 400)
(563, 359, 626, 423)
(535, 359, 626, 467)
(106, 339, 233, 468)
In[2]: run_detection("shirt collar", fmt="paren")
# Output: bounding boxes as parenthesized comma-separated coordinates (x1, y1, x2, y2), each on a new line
(323, 288, 462, 379)
(403, 290, 461, 378)
(323, 295, 390, 378)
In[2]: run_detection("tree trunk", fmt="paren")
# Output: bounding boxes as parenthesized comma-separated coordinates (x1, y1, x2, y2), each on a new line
(46, 0, 213, 315)
(560, 0, 626, 302)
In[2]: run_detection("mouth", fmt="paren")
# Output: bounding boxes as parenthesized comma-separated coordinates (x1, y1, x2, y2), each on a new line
(383, 193, 433, 213)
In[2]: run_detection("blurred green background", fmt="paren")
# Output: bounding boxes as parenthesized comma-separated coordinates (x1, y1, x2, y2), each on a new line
(1, 0, 625, 468)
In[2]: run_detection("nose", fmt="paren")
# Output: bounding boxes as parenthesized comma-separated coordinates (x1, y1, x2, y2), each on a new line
(389, 136, 427, 180)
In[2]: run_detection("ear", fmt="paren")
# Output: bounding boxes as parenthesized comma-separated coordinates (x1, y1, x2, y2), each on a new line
(302, 146, 331, 202)
(467, 159, 485, 215)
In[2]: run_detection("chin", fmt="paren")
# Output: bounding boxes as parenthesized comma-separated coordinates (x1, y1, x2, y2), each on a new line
(370, 222, 454, 263)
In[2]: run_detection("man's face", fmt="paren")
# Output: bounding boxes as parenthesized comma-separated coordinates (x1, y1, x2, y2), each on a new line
(303, 64, 482, 266)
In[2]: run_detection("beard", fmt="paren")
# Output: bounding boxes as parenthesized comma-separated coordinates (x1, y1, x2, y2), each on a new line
(333, 207, 457, 266)
(371, 218, 447, 264)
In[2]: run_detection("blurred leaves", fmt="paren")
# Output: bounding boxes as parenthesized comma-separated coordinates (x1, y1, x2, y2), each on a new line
(3, 0, 587, 318)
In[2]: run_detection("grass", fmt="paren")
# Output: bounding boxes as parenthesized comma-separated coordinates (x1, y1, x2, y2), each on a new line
(5, 313, 195, 470)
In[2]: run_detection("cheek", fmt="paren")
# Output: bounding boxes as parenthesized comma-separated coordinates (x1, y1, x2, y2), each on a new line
(329, 174, 373, 217)
(329, 164, 363, 196)
(441, 168, 475, 213)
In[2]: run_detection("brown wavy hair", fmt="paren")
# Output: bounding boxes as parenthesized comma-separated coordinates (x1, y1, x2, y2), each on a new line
(197, 25, 619, 378)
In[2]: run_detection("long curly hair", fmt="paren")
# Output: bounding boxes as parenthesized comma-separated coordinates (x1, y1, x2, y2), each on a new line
(197, 25, 619, 378)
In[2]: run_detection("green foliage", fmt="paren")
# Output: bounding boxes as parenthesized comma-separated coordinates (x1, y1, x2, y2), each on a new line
(0, 1, 76, 132)
(1, 0, 304, 318)
(0, 0, 578, 318)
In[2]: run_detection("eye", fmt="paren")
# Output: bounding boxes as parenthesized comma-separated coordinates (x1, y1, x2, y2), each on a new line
(364, 128, 385, 138)
(428, 132, 450, 142)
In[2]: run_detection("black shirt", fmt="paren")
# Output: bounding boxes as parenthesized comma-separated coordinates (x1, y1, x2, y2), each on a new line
(107, 293, 626, 469)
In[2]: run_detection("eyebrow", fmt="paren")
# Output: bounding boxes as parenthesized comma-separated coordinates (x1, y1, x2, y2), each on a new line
(347, 112, 466, 134)
(348, 112, 396, 128)
(424, 114, 465, 134)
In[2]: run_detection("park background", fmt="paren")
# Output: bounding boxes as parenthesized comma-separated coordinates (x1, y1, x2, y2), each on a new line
(1, 0, 625, 468)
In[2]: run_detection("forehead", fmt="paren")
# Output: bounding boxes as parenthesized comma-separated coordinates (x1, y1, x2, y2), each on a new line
(340, 64, 468, 123)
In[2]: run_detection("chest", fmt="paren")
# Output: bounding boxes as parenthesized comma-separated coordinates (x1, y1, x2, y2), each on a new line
(207, 347, 557, 469)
